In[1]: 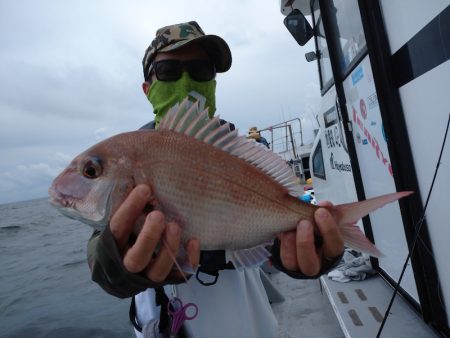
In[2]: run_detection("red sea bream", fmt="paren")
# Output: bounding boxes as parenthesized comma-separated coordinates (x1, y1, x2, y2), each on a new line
(49, 99, 412, 264)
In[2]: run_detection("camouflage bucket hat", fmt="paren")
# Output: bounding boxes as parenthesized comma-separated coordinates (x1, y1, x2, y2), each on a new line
(142, 21, 232, 80)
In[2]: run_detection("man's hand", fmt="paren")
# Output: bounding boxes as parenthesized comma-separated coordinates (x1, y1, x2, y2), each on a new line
(109, 184, 200, 282)
(279, 201, 344, 276)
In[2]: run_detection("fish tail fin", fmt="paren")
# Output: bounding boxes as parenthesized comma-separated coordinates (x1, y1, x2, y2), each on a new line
(330, 191, 413, 257)
(338, 223, 384, 257)
(332, 191, 413, 225)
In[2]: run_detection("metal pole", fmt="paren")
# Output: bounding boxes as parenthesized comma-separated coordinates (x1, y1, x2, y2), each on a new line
(287, 124, 298, 159)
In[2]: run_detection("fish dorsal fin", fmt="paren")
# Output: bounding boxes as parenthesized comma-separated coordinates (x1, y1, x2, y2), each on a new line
(159, 98, 303, 196)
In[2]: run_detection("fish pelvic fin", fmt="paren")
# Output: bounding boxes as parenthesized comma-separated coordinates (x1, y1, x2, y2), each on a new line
(328, 191, 413, 257)
(226, 245, 272, 270)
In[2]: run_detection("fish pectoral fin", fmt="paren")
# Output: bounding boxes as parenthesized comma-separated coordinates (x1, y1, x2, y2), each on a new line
(226, 245, 272, 270)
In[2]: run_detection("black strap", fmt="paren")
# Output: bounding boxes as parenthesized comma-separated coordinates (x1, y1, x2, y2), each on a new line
(129, 295, 142, 332)
(129, 286, 170, 334)
(195, 250, 235, 286)
(155, 286, 170, 333)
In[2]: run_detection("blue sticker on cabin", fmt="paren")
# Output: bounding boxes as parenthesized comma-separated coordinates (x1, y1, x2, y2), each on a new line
(352, 65, 364, 85)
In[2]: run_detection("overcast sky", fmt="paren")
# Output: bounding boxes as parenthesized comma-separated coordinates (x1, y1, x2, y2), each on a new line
(0, 0, 321, 204)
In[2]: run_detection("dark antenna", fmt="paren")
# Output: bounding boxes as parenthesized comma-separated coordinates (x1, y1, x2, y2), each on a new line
(376, 114, 450, 337)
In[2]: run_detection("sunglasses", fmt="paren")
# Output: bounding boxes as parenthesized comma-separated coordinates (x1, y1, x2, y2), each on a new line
(148, 59, 216, 82)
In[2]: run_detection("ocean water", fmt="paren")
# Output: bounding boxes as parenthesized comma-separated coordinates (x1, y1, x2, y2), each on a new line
(0, 198, 134, 338)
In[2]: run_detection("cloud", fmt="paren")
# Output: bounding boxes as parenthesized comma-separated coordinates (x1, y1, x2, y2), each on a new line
(0, 159, 67, 205)
(0, 0, 322, 204)
(94, 128, 109, 141)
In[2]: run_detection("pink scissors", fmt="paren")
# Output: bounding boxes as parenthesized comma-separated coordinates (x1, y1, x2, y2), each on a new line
(168, 297, 198, 336)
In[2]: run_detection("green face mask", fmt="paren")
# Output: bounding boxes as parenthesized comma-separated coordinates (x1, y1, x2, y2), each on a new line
(147, 72, 216, 127)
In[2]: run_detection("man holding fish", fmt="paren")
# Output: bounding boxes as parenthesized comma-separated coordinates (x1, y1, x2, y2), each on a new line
(49, 21, 409, 337)
(110, 22, 343, 337)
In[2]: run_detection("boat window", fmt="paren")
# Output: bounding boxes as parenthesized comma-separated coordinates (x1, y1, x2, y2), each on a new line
(326, 0, 367, 73)
(312, 140, 326, 180)
(312, 1, 333, 88)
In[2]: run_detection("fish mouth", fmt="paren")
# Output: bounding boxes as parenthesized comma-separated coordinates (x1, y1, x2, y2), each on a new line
(48, 182, 84, 209)
(48, 182, 115, 230)
(48, 186, 75, 208)
(48, 187, 84, 221)
(49, 194, 76, 209)
(47, 191, 108, 229)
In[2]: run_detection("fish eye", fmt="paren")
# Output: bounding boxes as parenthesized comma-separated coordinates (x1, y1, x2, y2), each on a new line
(82, 157, 103, 179)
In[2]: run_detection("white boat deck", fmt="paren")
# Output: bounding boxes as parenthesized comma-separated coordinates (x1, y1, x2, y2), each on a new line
(267, 271, 439, 338)
(267, 271, 344, 338)
(320, 275, 438, 338)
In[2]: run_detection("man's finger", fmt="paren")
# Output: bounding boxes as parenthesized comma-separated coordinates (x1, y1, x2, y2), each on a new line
(123, 211, 165, 273)
(279, 231, 298, 271)
(317, 200, 333, 207)
(314, 208, 344, 259)
(110, 184, 151, 251)
(146, 222, 181, 283)
(295, 220, 321, 276)
(186, 238, 200, 271)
